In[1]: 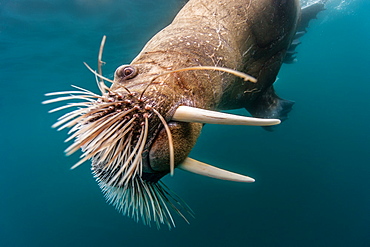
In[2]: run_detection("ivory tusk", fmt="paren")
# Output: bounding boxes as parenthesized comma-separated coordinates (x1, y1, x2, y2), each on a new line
(172, 106, 280, 126)
(178, 157, 255, 183)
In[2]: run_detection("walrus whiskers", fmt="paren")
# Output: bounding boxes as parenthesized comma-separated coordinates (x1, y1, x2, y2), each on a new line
(97, 35, 107, 95)
(69, 109, 139, 169)
(45, 80, 195, 227)
(152, 108, 175, 176)
(150, 66, 257, 83)
(108, 117, 147, 187)
(138, 66, 257, 100)
(84, 62, 115, 84)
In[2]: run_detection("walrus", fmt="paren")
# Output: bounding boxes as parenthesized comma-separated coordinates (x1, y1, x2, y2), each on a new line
(44, 0, 324, 228)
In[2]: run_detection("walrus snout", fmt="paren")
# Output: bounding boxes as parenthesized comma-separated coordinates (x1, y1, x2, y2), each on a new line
(148, 121, 202, 173)
(140, 121, 203, 183)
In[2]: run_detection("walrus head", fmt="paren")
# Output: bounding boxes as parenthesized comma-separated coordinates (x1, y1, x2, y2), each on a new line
(43, 37, 280, 228)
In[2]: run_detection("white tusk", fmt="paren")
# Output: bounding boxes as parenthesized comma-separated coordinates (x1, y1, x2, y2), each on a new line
(178, 157, 255, 183)
(172, 106, 280, 126)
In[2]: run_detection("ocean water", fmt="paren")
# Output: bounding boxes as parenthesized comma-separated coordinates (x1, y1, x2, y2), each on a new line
(1, 0, 369, 246)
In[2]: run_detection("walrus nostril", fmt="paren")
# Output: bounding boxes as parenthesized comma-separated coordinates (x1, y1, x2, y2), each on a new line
(115, 65, 138, 80)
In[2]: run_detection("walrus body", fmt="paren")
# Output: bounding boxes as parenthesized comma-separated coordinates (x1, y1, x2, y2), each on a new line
(45, 0, 324, 228)
(114, 0, 300, 178)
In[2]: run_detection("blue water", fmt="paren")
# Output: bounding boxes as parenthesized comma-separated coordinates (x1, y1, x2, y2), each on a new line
(1, 0, 369, 246)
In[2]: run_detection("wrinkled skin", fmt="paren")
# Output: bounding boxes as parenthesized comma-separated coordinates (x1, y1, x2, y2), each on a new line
(110, 0, 300, 181)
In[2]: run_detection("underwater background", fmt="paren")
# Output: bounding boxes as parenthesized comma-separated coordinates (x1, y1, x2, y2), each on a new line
(1, 0, 369, 246)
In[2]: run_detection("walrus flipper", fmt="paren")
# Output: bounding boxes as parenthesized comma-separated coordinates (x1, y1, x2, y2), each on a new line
(299, 2, 326, 32)
(284, 2, 325, 64)
(246, 86, 294, 131)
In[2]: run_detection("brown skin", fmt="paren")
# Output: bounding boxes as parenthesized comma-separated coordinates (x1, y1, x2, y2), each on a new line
(110, 0, 300, 181)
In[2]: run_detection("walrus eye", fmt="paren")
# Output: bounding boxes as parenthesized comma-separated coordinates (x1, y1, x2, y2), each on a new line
(123, 66, 135, 77)
(115, 65, 138, 80)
